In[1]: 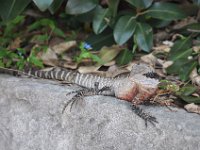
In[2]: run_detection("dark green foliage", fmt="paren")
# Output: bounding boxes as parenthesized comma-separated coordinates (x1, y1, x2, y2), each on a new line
(145, 2, 186, 20)
(134, 23, 153, 52)
(0, 0, 31, 21)
(176, 85, 200, 104)
(0, 0, 188, 52)
(114, 15, 136, 45)
(86, 29, 115, 50)
(166, 37, 198, 81)
(125, 0, 153, 8)
(65, 0, 98, 14)
(93, 6, 112, 34)
(0, 16, 66, 69)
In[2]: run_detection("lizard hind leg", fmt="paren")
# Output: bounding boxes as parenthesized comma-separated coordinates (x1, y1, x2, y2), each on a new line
(131, 104, 158, 127)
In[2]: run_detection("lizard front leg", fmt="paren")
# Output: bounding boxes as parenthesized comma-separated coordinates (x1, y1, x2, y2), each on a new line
(131, 104, 158, 127)
(62, 82, 112, 113)
(113, 77, 158, 126)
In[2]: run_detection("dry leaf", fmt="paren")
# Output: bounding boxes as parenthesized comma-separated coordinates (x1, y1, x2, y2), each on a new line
(163, 61, 173, 69)
(152, 44, 171, 53)
(99, 45, 123, 64)
(163, 40, 174, 47)
(126, 61, 139, 71)
(107, 65, 129, 77)
(103, 61, 116, 67)
(172, 17, 197, 30)
(154, 30, 170, 43)
(78, 66, 101, 74)
(37, 48, 58, 66)
(58, 61, 78, 69)
(52, 41, 77, 54)
(141, 53, 158, 66)
(8, 37, 22, 50)
(162, 61, 173, 74)
(184, 103, 200, 114)
(190, 68, 200, 86)
(193, 46, 200, 53)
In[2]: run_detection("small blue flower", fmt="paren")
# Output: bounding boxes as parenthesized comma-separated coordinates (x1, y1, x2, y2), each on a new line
(83, 42, 92, 50)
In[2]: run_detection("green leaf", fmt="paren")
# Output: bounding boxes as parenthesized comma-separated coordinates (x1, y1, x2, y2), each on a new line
(32, 34, 49, 42)
(167, 60, 197, 81)
(108, 0, 119, 17)
(28, 18, 55, 31)
(116, 49, 134, 66)
(0, 0, 31, 21)
(16, 59, 26, 70)
(114, 15, 136, 45)
(0, 49, 8, 58)
(65, 0, 98, 15)
(6, 59, 12, 67)
(179, 61, 197, 81)
(3, 16, 25, 38)
(33, 0, 53, 11)
(53, 27, 66, 38)
(134, 22, 153, 52)
(0, 60, 4, 67)
(178, 85, 197, 96)
(125, 0, 153, 8)
(28, 55, 44, 68)
(145, 2, 186, 20)
(178, 95, 200, 104)
(148, 18, 171, 28)
(168, 37, 192, 61)
(49, 0, 64, 14)
(93, 6, 111, 34)
(91, 54, 103, 64)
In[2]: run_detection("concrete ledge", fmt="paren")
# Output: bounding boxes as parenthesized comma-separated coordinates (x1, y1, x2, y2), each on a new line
(0, 75, 200, 150)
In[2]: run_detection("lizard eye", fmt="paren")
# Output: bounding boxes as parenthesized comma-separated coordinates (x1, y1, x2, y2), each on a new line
(143, 72, 158, 78)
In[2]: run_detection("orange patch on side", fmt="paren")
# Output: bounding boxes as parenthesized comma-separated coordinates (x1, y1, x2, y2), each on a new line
(135, 87, 157, 102)
(117, 85, 138, 102)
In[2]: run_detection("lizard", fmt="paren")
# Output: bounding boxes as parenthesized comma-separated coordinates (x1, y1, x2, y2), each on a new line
(0, 63, 159, 126)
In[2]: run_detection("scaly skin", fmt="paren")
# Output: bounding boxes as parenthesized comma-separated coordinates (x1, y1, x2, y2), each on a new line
(0, 63, 159, 104)
(0, 63, 159, 125)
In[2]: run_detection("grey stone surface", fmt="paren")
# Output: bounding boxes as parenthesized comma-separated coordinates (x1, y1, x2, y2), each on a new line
(0, 74, 200, 150)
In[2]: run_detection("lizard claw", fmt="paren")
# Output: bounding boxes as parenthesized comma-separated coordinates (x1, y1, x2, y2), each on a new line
(62, 89, 86, 113)
(62, 82, 112, 113)
(131, 105, 158, 127)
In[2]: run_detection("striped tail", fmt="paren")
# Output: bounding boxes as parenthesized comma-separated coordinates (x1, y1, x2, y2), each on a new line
(0, 67, 21, 76)
(0, 67, 113, 89)
(27, 68, 77, 83)
(27, 68, 113, 89)
(0, 67, 77, 83)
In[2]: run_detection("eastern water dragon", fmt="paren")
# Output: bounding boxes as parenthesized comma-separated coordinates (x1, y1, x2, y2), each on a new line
(0, 63, 159, 126)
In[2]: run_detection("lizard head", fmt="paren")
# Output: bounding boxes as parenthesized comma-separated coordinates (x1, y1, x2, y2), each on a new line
(130, 63, 156, 77)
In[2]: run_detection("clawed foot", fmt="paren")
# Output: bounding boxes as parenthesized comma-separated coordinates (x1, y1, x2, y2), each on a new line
(131, 105, 158, 127)
(62, 82, 111, 113)
(62, 88, 92, 113)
